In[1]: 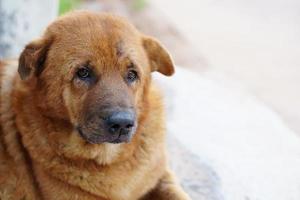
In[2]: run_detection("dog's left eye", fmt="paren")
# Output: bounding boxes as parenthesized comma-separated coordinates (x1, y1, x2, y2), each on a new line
(126, 70, 138, 83)
(77, 67, 91, 79)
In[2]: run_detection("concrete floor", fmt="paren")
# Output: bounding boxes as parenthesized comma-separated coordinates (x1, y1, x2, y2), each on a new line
(152, 0, 300, 135)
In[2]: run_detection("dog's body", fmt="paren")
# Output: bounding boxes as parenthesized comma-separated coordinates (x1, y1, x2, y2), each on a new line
(0, 12, 189, 200)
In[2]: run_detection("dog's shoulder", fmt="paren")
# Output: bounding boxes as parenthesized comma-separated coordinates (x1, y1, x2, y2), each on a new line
(0, 61, 17, 198)
(0, 60, 38, 199)
(0, 59, 18, 151)
(0, 60, 18, 97)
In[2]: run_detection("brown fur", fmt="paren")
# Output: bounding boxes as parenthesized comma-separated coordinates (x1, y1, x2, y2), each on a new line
(0, 11, 190, 200)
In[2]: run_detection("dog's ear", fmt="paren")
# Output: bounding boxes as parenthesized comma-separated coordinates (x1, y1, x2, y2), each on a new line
(142, 36, 175, 76)
(18, 36, 53, 81)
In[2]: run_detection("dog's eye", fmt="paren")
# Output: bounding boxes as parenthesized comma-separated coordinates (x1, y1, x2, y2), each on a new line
(77, 67, 90, 79)
(126, 70, 138, 83)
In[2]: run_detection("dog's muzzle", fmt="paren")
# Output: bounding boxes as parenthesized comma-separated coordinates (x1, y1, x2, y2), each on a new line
(77, 110, 137, 144)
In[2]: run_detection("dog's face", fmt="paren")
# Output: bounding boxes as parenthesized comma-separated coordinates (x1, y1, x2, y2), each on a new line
(18, 12, 174, 147)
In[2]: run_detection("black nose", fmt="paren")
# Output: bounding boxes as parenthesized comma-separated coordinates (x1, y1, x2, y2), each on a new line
(105, 111, 135, 135)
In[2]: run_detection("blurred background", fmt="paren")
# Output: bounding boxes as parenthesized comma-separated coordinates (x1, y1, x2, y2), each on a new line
(1, 0, 300, 199)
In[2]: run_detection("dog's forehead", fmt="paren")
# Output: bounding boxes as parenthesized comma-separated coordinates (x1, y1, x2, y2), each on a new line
(49, 13, 139, 43)
(48, 13, 141, 59)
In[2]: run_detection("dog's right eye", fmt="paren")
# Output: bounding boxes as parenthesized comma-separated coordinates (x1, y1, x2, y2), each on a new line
(76, 67, 91, 79)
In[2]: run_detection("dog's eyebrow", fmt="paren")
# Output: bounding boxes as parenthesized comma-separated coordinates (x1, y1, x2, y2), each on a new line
(80, 60, 92, 68)
(116, 41, 124, 57)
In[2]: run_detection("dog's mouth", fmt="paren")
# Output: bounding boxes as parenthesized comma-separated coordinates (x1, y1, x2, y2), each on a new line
(76, 127, 134, 144)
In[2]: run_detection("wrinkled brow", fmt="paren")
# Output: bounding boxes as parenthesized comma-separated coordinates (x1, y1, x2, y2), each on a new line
(116, 41, 124, 57)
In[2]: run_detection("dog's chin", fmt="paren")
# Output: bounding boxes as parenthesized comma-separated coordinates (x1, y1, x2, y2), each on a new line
(76, 127, 132, 144)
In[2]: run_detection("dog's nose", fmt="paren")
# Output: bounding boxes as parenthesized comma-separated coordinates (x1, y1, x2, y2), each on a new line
(105, 111, 135, 135)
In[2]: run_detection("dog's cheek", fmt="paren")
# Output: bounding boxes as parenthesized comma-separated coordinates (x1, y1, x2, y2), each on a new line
(134, 78, 149, 118)
(62, 86, 85, 125)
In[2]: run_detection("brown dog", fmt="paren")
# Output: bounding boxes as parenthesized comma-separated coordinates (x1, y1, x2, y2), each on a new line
(0, 11, 190, 200)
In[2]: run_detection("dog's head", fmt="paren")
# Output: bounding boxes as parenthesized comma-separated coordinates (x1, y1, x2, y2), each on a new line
(18, 11, 174, 146)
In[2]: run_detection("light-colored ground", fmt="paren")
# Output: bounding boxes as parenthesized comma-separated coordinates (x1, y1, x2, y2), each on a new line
(151, 0, 300, 135)
(157, 68, 300, 200)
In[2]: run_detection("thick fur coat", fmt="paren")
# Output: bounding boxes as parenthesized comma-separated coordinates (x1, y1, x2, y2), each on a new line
(0, 12, 190, 200)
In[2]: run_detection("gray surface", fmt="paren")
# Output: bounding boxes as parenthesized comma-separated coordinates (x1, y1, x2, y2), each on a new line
(168, 135, 223, 200)
(0, 0, 58, 59)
